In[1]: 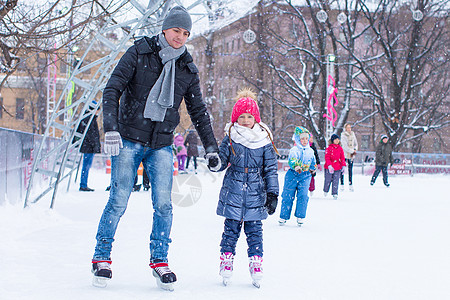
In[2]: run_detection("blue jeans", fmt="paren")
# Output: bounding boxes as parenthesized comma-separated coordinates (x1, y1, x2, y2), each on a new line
(93, 140, 174, 262)
(80, 153, 94, 188)
(280, 169, 311, 220)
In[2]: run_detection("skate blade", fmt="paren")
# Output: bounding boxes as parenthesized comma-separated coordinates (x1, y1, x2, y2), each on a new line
(92, 276, 110, 288)
(221, 273, 232, 286)
(222, 278, 230, 286)
(155, 279, 174, 291)
(252, 280, 261, 288)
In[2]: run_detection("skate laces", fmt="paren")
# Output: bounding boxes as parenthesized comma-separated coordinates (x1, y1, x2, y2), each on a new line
(220, 253, 234, 271)
(97, 262, 111, 271)
(249, 256, 263, 273)
(150, 262, 173, 275)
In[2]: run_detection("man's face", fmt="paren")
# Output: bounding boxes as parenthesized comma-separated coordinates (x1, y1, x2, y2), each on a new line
(382, 137, 388, 143)
(163, 27, 190, 49)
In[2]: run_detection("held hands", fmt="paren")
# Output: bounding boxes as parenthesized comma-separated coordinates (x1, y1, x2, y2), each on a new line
(265, 192, 278, 215)
(104, 131, 123, 156)
(341, 166, 346, 173)
(328, 165, 334, 174)
(206, 152, 221, 172)
(294, 165, 302, 173)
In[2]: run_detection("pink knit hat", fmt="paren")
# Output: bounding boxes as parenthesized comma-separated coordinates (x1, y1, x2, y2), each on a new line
(230, 97, 261, 123)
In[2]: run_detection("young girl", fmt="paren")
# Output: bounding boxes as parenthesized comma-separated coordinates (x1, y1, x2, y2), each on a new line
(279, 127, 317, 226)
(212, 88, 279, 288)
(173, 133, 187, 172)
(323, 134, 346, 200)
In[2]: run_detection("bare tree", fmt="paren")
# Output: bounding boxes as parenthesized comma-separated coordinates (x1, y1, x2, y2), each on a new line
(351, 0, 450, 150)
(0, 0, 116, 118)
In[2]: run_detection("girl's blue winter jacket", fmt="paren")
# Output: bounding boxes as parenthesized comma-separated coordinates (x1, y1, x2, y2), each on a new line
(215, 135, 279, 221)
(288, 144, 317, 172)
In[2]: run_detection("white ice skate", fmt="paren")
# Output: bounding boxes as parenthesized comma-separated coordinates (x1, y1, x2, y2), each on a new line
(219, 252, 234, 286)
(297, 218, 304, 226)
(349, 185, 354, 192)
(249, 255, 263, 288)
(278, 218, 287, 226)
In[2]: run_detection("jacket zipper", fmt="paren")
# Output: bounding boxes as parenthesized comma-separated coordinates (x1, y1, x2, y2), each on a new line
(241, 147, 248, 221)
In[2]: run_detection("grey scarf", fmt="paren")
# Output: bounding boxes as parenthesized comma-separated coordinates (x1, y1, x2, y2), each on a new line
(143, 33, 186, 122)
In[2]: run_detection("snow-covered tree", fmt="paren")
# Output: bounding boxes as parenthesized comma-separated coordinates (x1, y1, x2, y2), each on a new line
(350, 0, 450, 150)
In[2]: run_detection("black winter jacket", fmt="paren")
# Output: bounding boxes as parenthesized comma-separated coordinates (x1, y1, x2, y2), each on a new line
(76, 115, 101, 154)
(375, 141, 393, 166)
(102, 35, 218, 153)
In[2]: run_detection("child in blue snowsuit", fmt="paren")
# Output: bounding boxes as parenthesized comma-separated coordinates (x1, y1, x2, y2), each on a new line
(279, 126, 317, 226)
(210, 88, 279, 287)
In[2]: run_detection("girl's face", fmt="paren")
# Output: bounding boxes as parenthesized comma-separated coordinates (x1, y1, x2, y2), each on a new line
(333, 138, 340, 144)
(237, 113, 255, 128)
(300, 136, 309, 146)
(345, 124, 352, 132)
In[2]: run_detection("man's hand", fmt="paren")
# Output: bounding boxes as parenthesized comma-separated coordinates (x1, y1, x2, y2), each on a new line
(206, 153, 221, 172)
(294, 165, 302, 173)
(264, 192, 278, 215)
(104, 131, 123, 156)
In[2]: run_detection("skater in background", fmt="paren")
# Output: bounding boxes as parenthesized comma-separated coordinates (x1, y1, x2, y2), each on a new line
(279, 126, 317, 226)
(76, 103, 101, 192)
(211, 88, 279, 287)
(323, 134, 346, 200)
(340, 123, 358, 191)
(370, 135, 393, 187)
(308, 134, 321, 197)
(173, 133, 187, 173)
(92, 6, 220, 290)
(184, 129, 199, 174)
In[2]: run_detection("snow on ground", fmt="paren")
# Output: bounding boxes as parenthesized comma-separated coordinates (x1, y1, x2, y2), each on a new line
(1, 165, 449, 300)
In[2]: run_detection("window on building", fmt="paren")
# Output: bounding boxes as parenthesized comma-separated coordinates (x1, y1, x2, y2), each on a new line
(0, 97, 3, 119)
(237, 38, 240, 50)
(16, 98, 25, 119)
(433, 139, 442, 152)
(361, 135, 370, 150)
(60, 61, 67, 74)
(231, 40, 234, 52)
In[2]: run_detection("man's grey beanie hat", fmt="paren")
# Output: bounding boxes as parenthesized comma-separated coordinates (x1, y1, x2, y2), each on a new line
(162, 6, 192, 33)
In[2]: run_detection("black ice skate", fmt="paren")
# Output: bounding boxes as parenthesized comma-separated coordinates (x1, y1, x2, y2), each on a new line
(91, 261, 112, 288)
(150, 260, 177, 291)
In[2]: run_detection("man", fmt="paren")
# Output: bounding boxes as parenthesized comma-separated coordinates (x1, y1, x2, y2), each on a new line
(370, 135, 393, 187)
(91, 6, 221, 290)
(76, 102, 101, 192)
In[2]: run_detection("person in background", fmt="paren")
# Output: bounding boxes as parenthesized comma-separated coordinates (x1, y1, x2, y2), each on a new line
(323, 134, 346, 200)
(340, 123, 358, 192)
(370, 135, 393, 187)
(279, 126, 317, 227)
(91, 6, 220, 290)
(77, 103, 101, 192)
(308, 134, 321, 197)
(173, 133, 187, 173)
(184, 129, 199, 174)
(211, 88, 279, 288)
